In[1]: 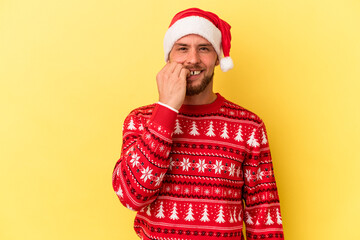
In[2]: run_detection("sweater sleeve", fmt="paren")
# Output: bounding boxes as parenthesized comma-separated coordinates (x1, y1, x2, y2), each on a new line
(242, 121, 284, 239)
(112, 104, 177, 211)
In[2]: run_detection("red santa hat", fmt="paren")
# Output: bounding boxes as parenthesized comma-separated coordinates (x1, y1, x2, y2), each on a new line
(164, 8, 233, 72)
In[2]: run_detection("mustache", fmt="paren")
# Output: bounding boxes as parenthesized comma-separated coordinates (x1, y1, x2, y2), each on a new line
(184, 64, 203, 70)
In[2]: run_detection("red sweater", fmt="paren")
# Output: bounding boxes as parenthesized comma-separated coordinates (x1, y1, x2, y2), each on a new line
(112, 93, 284, 240)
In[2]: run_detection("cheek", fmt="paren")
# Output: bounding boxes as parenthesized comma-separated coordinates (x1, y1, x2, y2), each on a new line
(202, 54, 218, 68)
(203, 60, 217, 69)
(169, 54, 186, 63)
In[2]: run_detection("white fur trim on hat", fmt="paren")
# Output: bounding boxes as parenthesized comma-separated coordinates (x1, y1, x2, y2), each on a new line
(164, 16, 222, 62)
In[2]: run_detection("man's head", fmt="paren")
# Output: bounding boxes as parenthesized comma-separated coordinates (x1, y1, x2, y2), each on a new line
(169, 34, 218, 96)
(164, 8, 233, 73)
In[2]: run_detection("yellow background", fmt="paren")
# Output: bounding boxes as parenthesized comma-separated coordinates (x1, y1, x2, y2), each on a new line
(1, 0, 359, 239)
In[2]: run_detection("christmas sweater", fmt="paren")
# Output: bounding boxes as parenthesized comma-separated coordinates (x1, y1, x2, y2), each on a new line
(112, 93, 284, 240)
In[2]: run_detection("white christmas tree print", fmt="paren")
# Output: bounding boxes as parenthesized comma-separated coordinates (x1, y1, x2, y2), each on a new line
(276, 208, 282, 225)
(229, 210, 234, 223)
(247, 129, 260, 147)
(155, 201, 165, 219)
(127, 118, 136, 130)
(234, 125, 243, 142)
(256, 209, 262, 225)
(220, 123, 229, 139)
(261, 128, 268, 145)
(146, 204, 151, 216)
(233, 207, 238, 222)
(245, 211, 254, 225)
(189, 121, 200, 136)
(174, 119, 183, 134)
(206, 121, 216, 137)
(169, 203, 179, 220)
(184, 204, 195, 221)
(238, 209, 242, 222)
(116, 185, 123, 198)
(265, 211, 274, 225)
(200, 205, 210, 222)
(215, 206, 226, 223)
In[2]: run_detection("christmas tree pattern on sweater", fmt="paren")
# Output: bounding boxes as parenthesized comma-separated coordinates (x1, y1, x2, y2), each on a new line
(112, 93, 284, 240)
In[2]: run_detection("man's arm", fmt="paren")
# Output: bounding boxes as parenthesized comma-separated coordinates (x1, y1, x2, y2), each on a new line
(112, 104, 177, 211)
(242, 122, 284, 239)
(112, 62, 189, 211)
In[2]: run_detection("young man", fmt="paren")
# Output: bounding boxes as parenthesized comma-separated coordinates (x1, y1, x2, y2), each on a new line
(112, 8, 284, 240)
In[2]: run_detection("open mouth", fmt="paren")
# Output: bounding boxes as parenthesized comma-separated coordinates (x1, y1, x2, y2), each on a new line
(189, 70, 202, 76)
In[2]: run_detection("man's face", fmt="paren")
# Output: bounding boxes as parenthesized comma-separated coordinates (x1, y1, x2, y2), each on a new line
(168, 34, 219, 96)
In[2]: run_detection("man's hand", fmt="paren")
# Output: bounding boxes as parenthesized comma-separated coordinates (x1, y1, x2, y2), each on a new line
(156, 62, 189, 110)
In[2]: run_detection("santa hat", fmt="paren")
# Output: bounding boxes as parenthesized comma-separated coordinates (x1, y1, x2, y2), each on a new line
(164, 8, 233, 72)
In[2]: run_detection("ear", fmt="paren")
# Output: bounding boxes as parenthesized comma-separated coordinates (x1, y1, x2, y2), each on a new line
(215, 57, 220, 66)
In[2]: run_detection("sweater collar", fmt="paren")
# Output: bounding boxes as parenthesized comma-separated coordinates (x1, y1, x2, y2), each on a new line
(179, 93, 225, 114)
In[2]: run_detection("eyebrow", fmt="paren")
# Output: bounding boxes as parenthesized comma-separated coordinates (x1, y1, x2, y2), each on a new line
(174, 43, 213, 47)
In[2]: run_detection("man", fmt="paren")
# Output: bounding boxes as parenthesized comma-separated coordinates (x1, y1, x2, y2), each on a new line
(112, 8, 284, 240)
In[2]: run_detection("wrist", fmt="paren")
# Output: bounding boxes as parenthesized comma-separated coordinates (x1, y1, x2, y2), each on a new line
(157, 102, 179, 113)
(158, 99, 182, 111)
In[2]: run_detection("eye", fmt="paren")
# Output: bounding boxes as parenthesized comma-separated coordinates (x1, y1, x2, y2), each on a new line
(178, 47, 187, 51)
(199, 47, 210, 52)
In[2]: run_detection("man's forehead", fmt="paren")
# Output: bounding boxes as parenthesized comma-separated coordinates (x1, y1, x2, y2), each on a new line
(174, 34, 212, 46)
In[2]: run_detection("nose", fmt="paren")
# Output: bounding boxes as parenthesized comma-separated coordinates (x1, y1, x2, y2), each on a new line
(186, 49, 200, 65)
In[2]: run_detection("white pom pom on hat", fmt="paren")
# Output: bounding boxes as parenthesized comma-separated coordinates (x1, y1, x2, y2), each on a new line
(220, 56, 234, 72)
(164, 8, 233, 72)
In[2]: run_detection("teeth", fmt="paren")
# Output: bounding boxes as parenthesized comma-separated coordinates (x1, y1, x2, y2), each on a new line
(190, 70, 201, 76)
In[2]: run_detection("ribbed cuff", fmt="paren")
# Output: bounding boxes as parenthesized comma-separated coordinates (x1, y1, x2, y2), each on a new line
(157, 102, 179, 113)
(150, 103, 178, 132)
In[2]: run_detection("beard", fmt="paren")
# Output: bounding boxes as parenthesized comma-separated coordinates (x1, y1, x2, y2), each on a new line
(185, 66, 214, 96)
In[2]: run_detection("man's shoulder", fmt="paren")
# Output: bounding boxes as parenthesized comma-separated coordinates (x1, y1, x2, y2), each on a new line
(127, 103, 157, 118)
(221, 96, 264, 124)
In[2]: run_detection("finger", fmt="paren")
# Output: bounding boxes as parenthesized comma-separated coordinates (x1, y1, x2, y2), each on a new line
(159, 61, 172, 73)
(164, 61, 179, 74)
(157, 62, 174, 83)
(173, 63, 184, 77)
(179, 68, 190, 81)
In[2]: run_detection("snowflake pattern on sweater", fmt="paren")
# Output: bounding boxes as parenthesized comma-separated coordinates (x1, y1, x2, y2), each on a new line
(112, 93, 284, 240)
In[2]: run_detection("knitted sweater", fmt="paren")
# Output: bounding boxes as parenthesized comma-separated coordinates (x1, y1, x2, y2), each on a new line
(112, 93, 284, 240)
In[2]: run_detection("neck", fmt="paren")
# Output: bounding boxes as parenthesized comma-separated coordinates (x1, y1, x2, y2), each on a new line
(183, 82, 217, 105)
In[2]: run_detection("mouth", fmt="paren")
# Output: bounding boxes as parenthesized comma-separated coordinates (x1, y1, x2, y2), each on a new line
(190, 70, 202, 76)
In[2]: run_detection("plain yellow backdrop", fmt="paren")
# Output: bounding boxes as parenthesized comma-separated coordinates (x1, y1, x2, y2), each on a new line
(1, 0, 359, 239)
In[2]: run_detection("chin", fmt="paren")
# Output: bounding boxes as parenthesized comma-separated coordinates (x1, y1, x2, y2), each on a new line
(186, 72, 214, 96)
